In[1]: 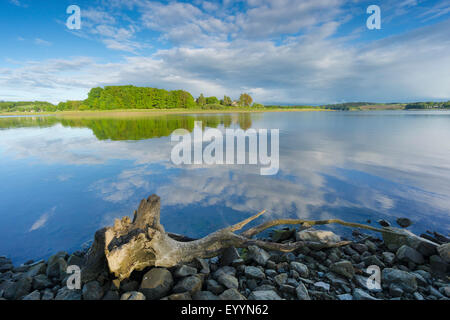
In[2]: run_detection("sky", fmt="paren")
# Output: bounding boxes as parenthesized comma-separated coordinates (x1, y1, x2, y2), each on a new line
(0, 0, 449, 105)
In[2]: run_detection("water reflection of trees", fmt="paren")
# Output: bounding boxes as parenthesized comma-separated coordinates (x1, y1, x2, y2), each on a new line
(0, 113, 256, 140)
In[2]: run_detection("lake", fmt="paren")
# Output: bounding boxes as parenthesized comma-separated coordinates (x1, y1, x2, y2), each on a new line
(1, 111, 449, 264)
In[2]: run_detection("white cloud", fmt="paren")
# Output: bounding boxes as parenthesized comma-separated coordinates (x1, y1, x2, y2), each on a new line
(29, 207, 56, 232)
(34, 38, 52, 46)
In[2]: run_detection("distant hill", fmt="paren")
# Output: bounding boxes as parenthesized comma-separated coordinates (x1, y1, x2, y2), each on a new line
(322, 102, 405, 110)
(404, 101, 450, 110)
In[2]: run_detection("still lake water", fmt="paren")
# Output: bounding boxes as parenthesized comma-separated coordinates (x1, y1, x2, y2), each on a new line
(1, 111, 449, 264)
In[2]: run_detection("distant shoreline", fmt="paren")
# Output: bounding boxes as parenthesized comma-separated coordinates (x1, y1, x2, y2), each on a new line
(2, 107, 450, 117)
(0, 107, 330, 117)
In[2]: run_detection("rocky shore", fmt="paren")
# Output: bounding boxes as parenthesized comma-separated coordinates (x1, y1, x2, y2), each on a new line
(1, 220, 449, 301)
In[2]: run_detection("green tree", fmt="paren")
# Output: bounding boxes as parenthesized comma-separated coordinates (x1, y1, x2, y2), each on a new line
(239, 93, 253, 107)
(222, 95, 232, 106)
(197, 94, 206, 106)
(206, 96, 219, 105)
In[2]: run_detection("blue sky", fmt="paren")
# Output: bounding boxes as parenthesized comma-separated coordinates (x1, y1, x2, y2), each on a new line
(0, 0, 449, 104)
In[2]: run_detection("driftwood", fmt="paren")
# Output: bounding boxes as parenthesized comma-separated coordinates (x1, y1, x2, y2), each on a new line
(81, 194, 439, 282)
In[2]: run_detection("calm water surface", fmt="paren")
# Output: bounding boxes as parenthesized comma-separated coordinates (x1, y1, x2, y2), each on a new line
(1, 111, 449, 264)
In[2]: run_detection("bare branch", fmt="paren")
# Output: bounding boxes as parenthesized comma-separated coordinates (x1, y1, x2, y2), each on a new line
(241, 218, 388, 238)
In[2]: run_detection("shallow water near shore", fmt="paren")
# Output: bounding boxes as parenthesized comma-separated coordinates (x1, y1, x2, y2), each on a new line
(1, 110, 449, 264)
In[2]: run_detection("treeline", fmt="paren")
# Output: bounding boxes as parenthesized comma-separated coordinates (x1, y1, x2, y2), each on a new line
(57, 86, 198, 110)
(404, 101, 450, 110)
(322, 102, 378, 110)
(0, 101, 56, 112)
(54, 86, 258, 111)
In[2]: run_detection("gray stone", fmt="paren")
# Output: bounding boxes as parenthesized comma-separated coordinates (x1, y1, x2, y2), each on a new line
(295, 282, 311, 300)
(213, 266, 236, 279)
(194, 258, 210, 274)
(437, 243, 450, 263)
(41, 289, 54, 300)
(55, 286, 82, 300)
(413, 292, 424, 300)
(219, 247, 240, 266)
(430, 255, 448, 274)
(0, 256, 12, 265)
(414, 269, 431, 281)
(67, 254, 84, 267)
(46, 256, 67, 280)
(167, 292, 192, 300)
(26, 262, 46, 278)
(428, 286, 446, 299)
(13, 265, 30, 273)
(174, 265, 197, 278)
(249, 290, 283, 300)
(254, 284, 276, 291)
(389, 284, 404, 297)
(219, 288, 246, 300)
(248, 246, 270, 266)
(206, 279, 225, 295)
(314, 281, 330, 291)
(173, 275, 203, 295)
(296, 229, 341, 243)
(382, 268, 417, 293)
(32, 274, 52, 290)
(353, 288, 379, 300)
(412, 272, 428, 286)
(244, 266, 265, 280)
(102, 290, 119, 300)
(289, 261, 309, 277)
(354, 275, 381, 292)
(4, 276, 32, 300)
(22, 290, 40, 300)
(378, 219, 391, 227)
(330, 260, 354, 279)
(232, 259, 245, 267)
(279, 284, 296, 295)
(351, 243, 368, 254)
(266, 260, 277, 269)
(246, 279, 258, 291)
(120, 280, 139, 292)
(337, 293, 353, 300)
(325, 272, 349, 287)
(120, 291, 146, 300)
(382, 227, 438, 256)
(217, 273, 239, 289)
(193, 291, 220, 300)
(0, 264, 13, 273)
(265, 269, 277, 277)
(82, 281, 103, 300)
(274, 273, 288, 286)
(382, 252, 396, 264)
(139, 268, 173, 300)
(286, 278, 299, 288)
(396, 218, 412, 228)
(362, 255, 385, 268)
(396, 245, 425, 264)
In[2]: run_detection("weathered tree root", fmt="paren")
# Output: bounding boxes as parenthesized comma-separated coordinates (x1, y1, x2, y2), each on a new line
(242, 218, 387, 238)
(81, 194, 437, 282)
